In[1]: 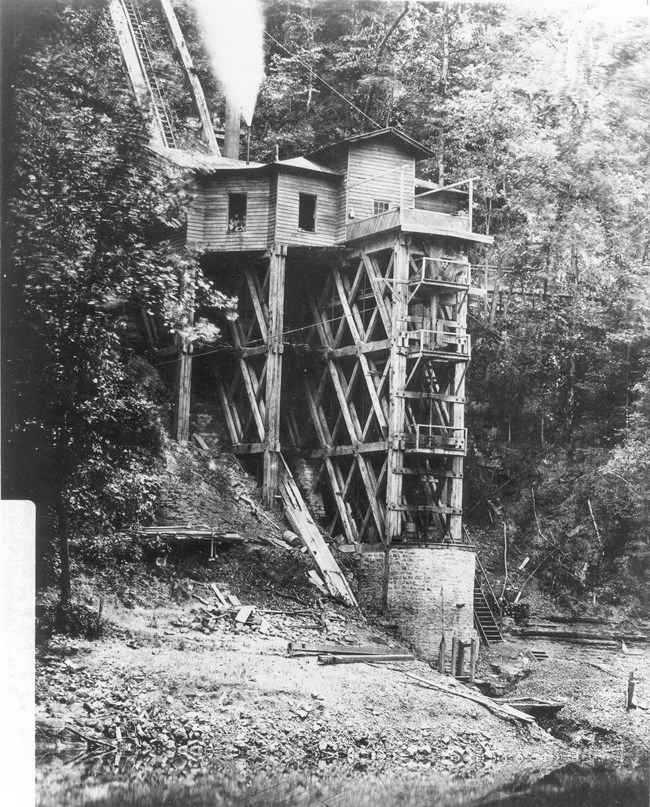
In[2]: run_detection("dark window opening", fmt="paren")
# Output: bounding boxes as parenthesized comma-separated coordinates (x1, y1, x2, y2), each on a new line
(228, 193, 247, 231)
(373, 199, 390, 215)
(298, 193, 317, 232)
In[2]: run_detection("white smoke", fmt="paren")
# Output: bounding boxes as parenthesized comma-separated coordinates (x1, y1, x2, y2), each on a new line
(189, 0, 265, 126)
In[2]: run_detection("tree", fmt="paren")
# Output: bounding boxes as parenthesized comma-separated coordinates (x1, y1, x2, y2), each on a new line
(3, 0, 233, 619)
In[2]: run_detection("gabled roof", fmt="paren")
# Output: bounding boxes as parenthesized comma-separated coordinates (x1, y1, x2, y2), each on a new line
(308, 127, 436, 163)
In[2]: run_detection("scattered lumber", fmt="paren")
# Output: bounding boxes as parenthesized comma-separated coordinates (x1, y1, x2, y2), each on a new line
(492, 697, 566, 717)
(307, 570, 328, 594)
(319, 653, 414, 665)
(278, 458, 358, 608)
(288, 642, 404, 657)
(584, 661, 625, 679)
(210, 583, 229, 608)
(540, 615, 613, 625)
(512, 628, 646, 643)
(404, 672, 535, 724)
(257, 534, 294, 551)
(235, 606, 256, 624)
(192, 433, 210, 451)
(134, 526, 243, 543)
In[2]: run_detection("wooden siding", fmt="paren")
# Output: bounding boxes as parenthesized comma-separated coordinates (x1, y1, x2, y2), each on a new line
(347, 141, 415, 221)
(186, 181, 206, 246)
(198, 175, 271, 251)
(273, 172, 340, 246)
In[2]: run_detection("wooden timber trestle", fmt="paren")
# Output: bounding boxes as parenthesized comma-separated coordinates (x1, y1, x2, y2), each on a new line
(214, 229, 472, 559)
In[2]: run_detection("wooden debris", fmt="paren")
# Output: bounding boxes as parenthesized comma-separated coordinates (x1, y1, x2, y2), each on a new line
(527, 649, 551, 662)
(319, 653, 414, 665)
(621, 641, 644, 656)
(279, 459, 358, 607)
(235, 606, 256, 624)
(192, 433, 210, 451)
(210, 583, 229, 608)
(540, 615, 613, 625)
(257, 534, 294, 551)
(405, 672, 535, 724)
(135, 526, 242, 543)
(512, 628, 646, 642)
(308, 570, 328, 594)
(584, 661, 625, 679)
(227, 593, 242, 608)
(288, 642, 405, 657)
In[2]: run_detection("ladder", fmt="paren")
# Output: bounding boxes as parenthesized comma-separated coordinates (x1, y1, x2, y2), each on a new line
(474, 586, 503, 645)
(115, 0, 177, 147)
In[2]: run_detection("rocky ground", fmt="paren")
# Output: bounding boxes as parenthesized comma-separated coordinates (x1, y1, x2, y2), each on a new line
(34, 443, 650, 805)
(36, 541, 649, 804)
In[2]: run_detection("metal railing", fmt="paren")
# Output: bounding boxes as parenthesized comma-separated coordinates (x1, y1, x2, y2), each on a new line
(475, 552, 503, 625)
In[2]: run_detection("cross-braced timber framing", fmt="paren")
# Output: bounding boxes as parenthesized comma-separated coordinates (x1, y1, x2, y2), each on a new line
(212, 230, 472, 548)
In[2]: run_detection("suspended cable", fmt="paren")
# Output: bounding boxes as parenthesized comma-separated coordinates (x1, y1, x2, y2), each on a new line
(262, 29, 382, 130)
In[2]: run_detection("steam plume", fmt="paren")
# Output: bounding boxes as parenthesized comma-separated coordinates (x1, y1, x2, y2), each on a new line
(189, 0, 265, 127)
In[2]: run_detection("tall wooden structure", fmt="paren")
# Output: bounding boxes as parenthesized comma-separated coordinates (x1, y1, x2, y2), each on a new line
(108, 3, 493, 617)
(175, 130, 492, 551)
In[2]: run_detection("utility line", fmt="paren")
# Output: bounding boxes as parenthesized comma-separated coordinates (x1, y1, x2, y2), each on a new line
(262, 29, 382, 130)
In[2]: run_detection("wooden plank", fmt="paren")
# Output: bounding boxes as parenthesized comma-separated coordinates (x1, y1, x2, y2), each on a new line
(288, 642, 407, 656)
(235, 606, 256, 624)
(405, 673, 535, 724)
(263, 245, 285, 505)
(210, 583, 230, 608)
(319, 654, 414, 664)
(307, 570, 328, 594)
(278, 457, 357, 607)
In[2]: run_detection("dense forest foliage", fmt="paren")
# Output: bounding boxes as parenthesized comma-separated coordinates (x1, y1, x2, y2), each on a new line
(2, 0, 649, 612)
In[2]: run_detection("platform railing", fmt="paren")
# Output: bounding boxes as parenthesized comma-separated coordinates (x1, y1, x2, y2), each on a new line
(406, 327, 470, 356)
(401, 424, 466, 451)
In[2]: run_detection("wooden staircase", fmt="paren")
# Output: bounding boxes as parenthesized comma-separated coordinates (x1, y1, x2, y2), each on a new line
(474, 586, 503, 645)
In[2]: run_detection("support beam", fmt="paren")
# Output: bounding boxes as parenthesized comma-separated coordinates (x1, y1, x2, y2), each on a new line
(173, 266, 195, 445)
(263, 245, 286, 506)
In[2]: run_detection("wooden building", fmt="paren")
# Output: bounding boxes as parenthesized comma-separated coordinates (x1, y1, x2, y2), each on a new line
(152, 129, 493, 554)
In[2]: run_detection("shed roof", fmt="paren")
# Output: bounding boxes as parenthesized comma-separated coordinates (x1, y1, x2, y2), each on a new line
(308, 128, 436, 163)
(149, 146, 342, 179)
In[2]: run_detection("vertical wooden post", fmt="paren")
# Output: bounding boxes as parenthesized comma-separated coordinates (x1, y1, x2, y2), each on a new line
(383, 238, 409, 608)
(263, 245, 286, 507)
(174, 266, 195, 445)
(385, 238, 409, 543)
(438, 636, 446, 674)
(456, 641, 466, 678)
(627, 671, 637, 710)
(469, 638, 478, 684)
(450, 636, 458, 678)
(448, 287, 467, 541)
